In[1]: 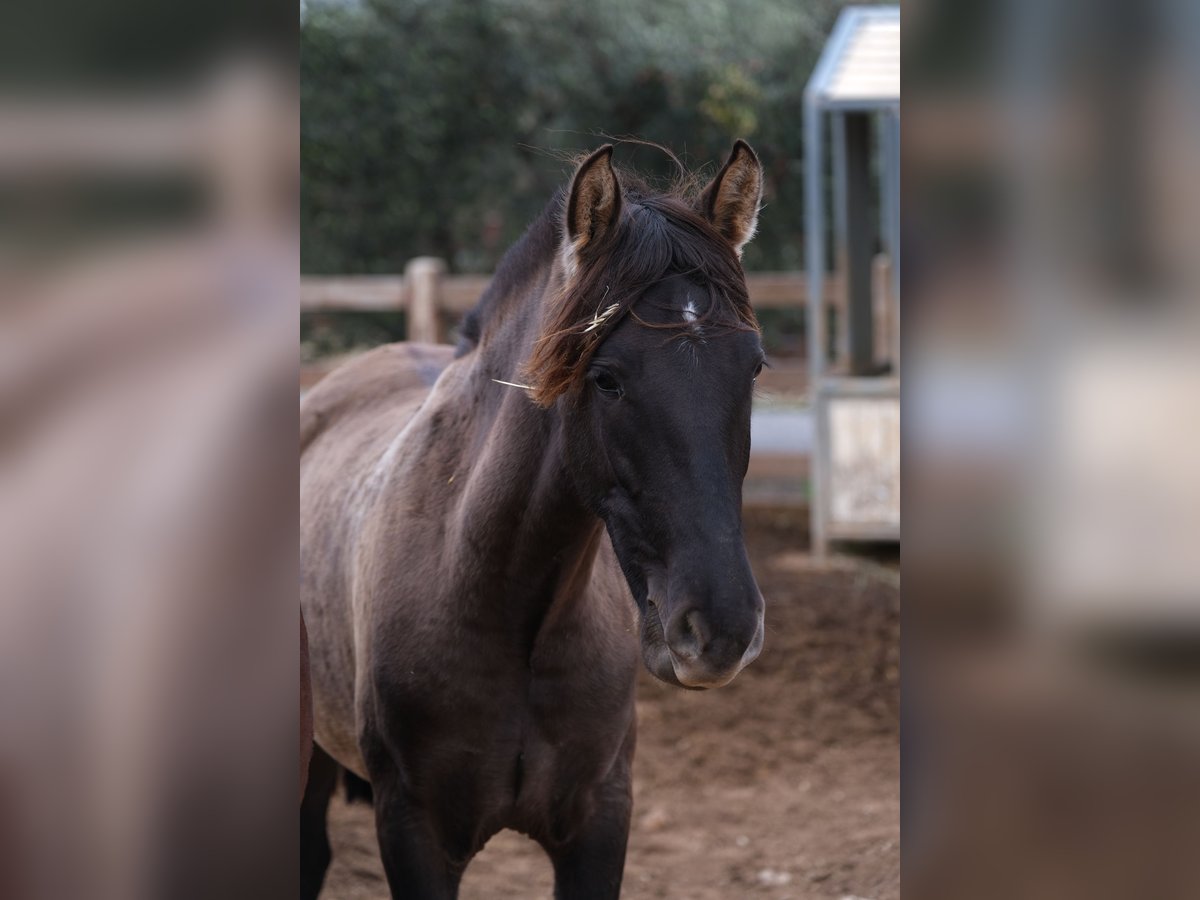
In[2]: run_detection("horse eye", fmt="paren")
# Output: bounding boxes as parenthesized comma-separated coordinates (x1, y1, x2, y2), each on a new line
(592, 371, 622, 397)
(753, 361, 764, 380)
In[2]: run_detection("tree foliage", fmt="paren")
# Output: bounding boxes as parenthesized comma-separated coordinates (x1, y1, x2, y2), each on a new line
(302, 0, 875, 276)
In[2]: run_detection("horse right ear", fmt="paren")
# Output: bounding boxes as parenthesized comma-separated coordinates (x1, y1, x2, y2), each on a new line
(562, 145, 621, 272)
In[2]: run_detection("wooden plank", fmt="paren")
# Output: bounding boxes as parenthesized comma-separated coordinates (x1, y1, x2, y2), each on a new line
(750, 272, 844, 308)
(440, 275, 492, 313)
(300, 276, 406, 312)
(301, 272, 843, 314)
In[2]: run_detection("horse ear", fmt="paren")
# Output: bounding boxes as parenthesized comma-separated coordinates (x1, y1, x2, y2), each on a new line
(696, 140, 763, 257)
(563, 145, 621, 267)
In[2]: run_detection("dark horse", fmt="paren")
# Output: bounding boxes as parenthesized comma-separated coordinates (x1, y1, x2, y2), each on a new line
(300, 141, 767, 899)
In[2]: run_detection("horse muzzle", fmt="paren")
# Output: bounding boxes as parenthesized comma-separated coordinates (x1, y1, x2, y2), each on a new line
(640, 589, 764, 690)
(662, 602, 764, 689)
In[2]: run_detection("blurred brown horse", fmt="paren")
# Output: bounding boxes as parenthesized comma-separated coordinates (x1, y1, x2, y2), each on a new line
(301, 142, 767, 899)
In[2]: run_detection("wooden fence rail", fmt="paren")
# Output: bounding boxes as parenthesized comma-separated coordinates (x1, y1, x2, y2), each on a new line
(302, 259, 845, 345)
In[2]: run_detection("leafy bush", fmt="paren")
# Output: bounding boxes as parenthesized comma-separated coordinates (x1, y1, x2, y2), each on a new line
(301, 0, 872, 276)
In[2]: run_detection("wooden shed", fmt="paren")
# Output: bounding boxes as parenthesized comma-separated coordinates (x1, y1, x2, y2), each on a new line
(804, 6, 900, 555)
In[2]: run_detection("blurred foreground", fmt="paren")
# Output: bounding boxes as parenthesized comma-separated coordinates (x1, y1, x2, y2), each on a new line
(0, 52, 299, 900)
(906, 0, 1200, 896)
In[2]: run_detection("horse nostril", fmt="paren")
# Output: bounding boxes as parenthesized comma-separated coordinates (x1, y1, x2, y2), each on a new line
(684, 611, 711, 653)
(667, 609, 711, 661)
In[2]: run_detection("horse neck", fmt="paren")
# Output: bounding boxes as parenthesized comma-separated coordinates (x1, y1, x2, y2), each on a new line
(451, 263, 602, 611)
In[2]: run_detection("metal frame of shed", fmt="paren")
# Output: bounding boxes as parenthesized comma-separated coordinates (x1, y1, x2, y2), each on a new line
(804, 6, 900, 556)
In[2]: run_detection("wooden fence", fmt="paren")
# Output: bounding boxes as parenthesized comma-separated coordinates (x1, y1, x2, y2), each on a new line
(301, 258, 845, 346)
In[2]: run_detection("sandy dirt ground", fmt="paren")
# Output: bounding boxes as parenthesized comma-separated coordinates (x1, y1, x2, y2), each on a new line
(318, 507, 900, 899)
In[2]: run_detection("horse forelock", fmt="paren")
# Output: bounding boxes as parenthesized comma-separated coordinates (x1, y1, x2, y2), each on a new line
(522, 177, 758, 407)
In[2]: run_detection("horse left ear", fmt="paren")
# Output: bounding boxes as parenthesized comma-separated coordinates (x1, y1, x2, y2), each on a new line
(696, 140, 763, 257)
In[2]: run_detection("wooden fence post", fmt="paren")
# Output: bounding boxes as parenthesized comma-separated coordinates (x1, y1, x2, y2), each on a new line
(405, 257, 446, 344)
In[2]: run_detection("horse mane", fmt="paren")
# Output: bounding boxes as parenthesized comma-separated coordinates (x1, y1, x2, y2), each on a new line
(458, 156, 759, 407)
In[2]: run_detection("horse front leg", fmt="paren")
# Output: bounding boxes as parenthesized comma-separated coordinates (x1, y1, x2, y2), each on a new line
(369, 768, 463, 900)
(546, 766, 633, 900)
(300, 744, 338, 900)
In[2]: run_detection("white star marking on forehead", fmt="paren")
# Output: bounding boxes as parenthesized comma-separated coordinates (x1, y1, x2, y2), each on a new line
(682, 294, 704, 336)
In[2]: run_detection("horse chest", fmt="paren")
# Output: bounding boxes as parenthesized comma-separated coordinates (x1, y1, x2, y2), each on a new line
(375, 600, 637, 837)
(405, 617, 634, 757)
